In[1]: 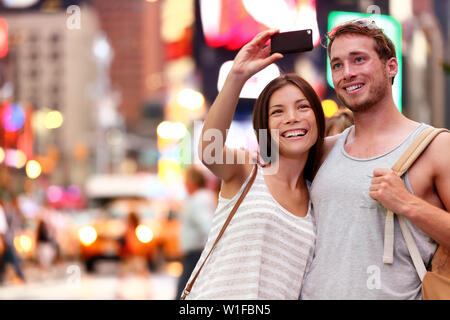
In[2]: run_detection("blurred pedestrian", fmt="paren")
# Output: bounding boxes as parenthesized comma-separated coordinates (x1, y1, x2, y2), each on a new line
(175, 166, 215, 299)
(116, 210, 153, 300)
(325, 108, 353, 136)
(120, 210, 148, 261)
(0, 202, 7, 284)
(36, 218, 57, 271)
(0, 195, 25, 284)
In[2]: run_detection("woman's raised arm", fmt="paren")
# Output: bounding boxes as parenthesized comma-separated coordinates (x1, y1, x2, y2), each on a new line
(198, 29, 283, 182)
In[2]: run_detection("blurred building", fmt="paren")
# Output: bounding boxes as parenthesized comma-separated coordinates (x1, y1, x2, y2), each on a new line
(398, 0, 447, 128)
(1, 0, 203, 201)
(91, 0, 206, 189)
(90, 0, 165, 138)
(0, 1, 119, 190)
(91, 0, 191, 176)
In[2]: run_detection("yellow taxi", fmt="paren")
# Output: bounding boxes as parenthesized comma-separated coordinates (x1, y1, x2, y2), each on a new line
(78, 198, 182, 272)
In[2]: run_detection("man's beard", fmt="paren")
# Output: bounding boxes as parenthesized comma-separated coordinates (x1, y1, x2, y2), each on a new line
(337, 73, 389, 113)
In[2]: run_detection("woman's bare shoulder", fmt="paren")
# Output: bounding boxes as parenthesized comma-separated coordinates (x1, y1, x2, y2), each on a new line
(321, 135, 340, 164)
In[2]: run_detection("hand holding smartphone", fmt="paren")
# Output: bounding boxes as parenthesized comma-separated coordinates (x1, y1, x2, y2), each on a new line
(270, 29, 313, 55)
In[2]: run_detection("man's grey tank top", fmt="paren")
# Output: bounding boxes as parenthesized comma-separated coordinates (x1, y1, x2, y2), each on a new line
(301, 123, 438, 300)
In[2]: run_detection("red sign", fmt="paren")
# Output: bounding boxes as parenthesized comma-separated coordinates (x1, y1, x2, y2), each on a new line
(0, 18, 8, 58)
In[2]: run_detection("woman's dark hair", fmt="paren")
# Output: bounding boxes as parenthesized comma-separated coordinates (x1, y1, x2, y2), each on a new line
(252, 73, 325, 181)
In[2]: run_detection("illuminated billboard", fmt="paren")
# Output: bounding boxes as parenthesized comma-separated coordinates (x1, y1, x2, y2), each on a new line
(200, 0, 320, 50)
(0, 18, 7, 58)
(217, 60, 280, 99)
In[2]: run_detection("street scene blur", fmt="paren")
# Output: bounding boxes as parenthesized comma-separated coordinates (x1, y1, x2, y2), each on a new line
(0, 0, 449, 300)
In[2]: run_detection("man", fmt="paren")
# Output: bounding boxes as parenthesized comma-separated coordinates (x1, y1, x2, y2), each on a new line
(176, 166, 215, 299)
(300, 19, 450, 299)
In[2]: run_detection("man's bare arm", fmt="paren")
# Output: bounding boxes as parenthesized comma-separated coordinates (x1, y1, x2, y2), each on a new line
(370, 132, 450, 250)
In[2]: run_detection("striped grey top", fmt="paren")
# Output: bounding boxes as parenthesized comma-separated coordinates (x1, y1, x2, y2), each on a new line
(185, 165, 316, 300)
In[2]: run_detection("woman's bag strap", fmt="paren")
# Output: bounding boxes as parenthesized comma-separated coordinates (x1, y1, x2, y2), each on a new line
(181, 164, 259, 299)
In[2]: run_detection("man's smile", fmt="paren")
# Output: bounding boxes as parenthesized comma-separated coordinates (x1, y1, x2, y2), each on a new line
(343, 82, 365, 94)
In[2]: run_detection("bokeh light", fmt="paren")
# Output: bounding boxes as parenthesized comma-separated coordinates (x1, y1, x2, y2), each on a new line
(78, 226, 97, 246)
(5, 149, 27, 168)
(165, 261, 183, 277)
(177, 89, 204, 110)
(14, 234, 33, 254)
(26, 160, 42, 179)
(322, 99, 339, 118)
(45, 110, 63, 129)
(158, 158, 182, 185)
(47, 185, 64, 203)
(157, 121, 187, 140)
(136, 225, 153, 243)
(32, 110, 47, 133)
(66, 185, 82, 202)
(1, 102, 25, 132)
(156, 121, 173, 140)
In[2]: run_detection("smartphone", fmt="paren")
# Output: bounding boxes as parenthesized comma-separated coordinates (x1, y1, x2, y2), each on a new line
(270, 29, 313, 55)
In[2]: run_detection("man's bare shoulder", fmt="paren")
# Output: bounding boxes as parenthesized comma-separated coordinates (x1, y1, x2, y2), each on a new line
(426, 130, 450, 169)
(422, 130, 450, 211)
(410, 129, 450, 170)
(406, 129, 449, 207)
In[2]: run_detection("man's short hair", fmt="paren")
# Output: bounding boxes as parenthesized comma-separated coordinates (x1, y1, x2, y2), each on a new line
(326, 19, 397, 84)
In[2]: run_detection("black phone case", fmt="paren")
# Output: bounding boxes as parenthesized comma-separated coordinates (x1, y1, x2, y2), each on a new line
(270, 29, 313, 55)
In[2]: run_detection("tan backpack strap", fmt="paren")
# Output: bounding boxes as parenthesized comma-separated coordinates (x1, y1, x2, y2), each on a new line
(181, 163, 258, 299)
(383, 128, 449, 279)
(383, 210, 395, 264)
(391, 128, 447, 176)
(383, 128, 435, 264)
(398, 215, 427, 280)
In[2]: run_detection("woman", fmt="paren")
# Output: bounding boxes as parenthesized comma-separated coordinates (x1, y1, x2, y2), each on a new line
(185, 29, 325, 299)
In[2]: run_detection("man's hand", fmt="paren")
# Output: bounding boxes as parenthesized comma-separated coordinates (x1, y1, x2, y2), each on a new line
(369, 168, 415, 216)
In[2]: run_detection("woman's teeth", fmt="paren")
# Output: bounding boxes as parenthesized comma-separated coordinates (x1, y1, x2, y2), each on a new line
(284, 130, 306, 138)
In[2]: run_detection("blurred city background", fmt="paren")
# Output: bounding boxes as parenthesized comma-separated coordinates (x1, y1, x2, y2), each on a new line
(0, 0, 448, 300)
